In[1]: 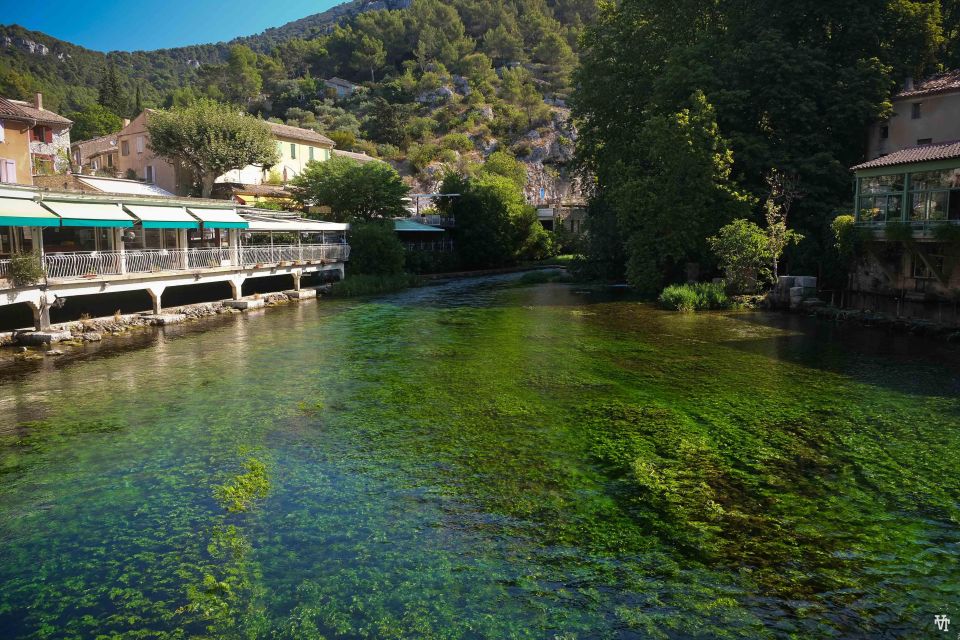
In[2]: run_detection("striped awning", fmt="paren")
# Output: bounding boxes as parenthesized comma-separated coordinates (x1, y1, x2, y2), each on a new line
(0, 196, 60, 227)
(123, 204, 199, 229)
(186, 207, 249, 229)
(41, 200, 135, 228)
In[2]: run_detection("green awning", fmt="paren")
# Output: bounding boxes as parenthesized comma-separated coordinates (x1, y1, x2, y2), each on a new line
(187, 207, 249, 229)
(42, 200, 135, 228)
(0, 196, 61, 227)
(394, 220, 444, 232)
(123, 204, 199, 229)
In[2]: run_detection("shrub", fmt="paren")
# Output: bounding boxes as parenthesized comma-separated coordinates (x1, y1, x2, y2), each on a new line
(8, 252, 45, 287)
(658, 282, 731, 312)
(329, 273, 421, 297)
(708, 219, 771, 293)
(931, 221, 960, 244)
(347, 222, 406, 275)
(884, 220, 914, 244)
(441, 133, 473, 152)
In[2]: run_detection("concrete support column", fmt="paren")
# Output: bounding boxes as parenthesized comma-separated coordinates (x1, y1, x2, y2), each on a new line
(178, 229, 189, 269)
(147, 286, 165, 314)
(230, 276, 244, 300)
(30, 299, 51, 331)
(292, 270, 302, 291)
(228, 229, 240, 267)
(115, 229, 127, 274)
(33, 227, 45, 257)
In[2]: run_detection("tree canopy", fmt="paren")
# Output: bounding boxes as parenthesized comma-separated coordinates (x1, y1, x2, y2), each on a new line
(290, 156, 409, 223)
(146, 100, 279, 198)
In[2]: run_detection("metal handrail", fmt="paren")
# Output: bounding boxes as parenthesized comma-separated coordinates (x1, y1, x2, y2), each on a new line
(36, 244, 349, 281)
(0, 259, 9, 281)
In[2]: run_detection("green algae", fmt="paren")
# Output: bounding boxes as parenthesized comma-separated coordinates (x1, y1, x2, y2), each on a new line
(0, 278, 957, 638)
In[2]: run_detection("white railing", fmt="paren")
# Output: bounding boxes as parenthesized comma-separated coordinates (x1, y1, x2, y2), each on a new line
(33, 244, 349, 282)
(0, 259, 9, 281)
(403, 241, 455, 252)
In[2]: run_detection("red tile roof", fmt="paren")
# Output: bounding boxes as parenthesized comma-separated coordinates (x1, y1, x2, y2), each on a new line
(0, 97, 28, 121)
(851, 140, 960, 171)
(8, 99, 72, 127)
(896, 69, 960, 99)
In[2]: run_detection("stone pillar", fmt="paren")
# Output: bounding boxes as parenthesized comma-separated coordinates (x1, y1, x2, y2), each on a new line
(292, 270, 302, 291)
(230, 276, 244, 300)
(228, 229, 240, 266)
(30, 298, 51, 331)
(147, 286, 165, 314)
(178, 229, 189, 269)
(115, 228, 127, 274)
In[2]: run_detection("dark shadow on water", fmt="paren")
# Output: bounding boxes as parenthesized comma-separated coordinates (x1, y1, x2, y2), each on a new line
(720, 311, 960, 400)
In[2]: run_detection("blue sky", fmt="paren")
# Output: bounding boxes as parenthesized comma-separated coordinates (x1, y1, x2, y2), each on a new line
(2, 0, 340, 52)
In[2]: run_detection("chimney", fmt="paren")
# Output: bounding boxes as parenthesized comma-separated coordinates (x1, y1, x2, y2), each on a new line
(34, 92, 43, 110)
(904, 76, 914, 92)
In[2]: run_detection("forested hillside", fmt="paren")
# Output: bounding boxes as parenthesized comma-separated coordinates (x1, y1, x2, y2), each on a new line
(2, 0, 592, 196)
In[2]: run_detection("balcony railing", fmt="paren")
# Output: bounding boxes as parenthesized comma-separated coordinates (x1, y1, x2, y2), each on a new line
(1, 244, 350, 284)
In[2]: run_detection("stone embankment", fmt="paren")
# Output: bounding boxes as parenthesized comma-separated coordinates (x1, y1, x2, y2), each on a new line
(0, 287, 329, 359)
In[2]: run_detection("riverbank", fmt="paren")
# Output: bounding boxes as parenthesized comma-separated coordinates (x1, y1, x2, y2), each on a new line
(0, 288, 329, 363)
(805, 303, 960, 341)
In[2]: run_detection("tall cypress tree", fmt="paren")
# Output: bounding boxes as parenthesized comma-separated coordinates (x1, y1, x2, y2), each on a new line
(98, 60, 127, 118)
(133, 85, 143, 116)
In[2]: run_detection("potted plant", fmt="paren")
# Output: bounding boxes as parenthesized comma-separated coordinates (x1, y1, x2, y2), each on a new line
(8, 252, 46, 287)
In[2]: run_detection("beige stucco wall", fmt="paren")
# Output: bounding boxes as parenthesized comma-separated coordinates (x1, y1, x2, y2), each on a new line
(0, 119, 33, 185)
(868, 91, 960, 159)
(116, 112, 181, 194)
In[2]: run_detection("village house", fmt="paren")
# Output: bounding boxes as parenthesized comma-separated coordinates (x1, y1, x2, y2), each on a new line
(0, 93, 72, 184)
(0, 98, 33, 186)
(9, 93, 72, 175)
(867, 71, 960, 160)
(115, 111, 334, 195)
(849, 142, 960, 320)
(71, 132, 120, 176)
(324, 77, 360, 98)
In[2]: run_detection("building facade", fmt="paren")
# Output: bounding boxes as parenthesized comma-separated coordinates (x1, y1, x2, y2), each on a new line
(0, 93, 72, 184)
(0, 98, 33, 185)
(71, 133, 120, 176)
(116, 112, 334, 195)
(849, 142, 960, 320)
(867, 71, 960, 160)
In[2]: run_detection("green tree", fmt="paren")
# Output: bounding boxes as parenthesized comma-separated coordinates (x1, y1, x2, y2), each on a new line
(352, 35, 387, 83)
(133, 85, 143, 116)
(97, 60, 126, 117)
(532, 32, 576, 92)
(479, 151, 527, 190)
(290, 156, 409, 222)
(69, 104, 123, 142)
(363, 97, 411, 147)
(482, 24, 525, 64)
(708, 219, 772, 294)
(147, 100, 279, 198)
(346, 221, 407, 275)
(441, 172, 537, 268)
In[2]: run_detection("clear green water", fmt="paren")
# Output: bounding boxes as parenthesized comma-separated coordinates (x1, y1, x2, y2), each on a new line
(0, 276, 958, 639)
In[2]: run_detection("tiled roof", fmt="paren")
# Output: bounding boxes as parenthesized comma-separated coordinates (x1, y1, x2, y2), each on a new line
(326, 77, 357, 87)
(332, 149, 379, 163)
(896, 69, 960, 99)
(8, 99, 72, 126)
(0, 97, 28, 121)
(267, 122, 334, 146)
(851, 140, 960, 171)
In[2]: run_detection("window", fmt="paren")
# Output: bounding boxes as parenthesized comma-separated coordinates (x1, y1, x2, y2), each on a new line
(907, 168, 960, 222)
(917, 138, 933, 145)
(0, 158, 15, 183)
(30, 125, 52, 143)
(290, 143, 297, 159)
(880, 125, 889, 139)
(121, 140, 130, 156)
(858, 174, 906, 222)
(309, 146, 315, 161)
(145, 165, 154, 183)
(911, 103, 922, 119)
(136, 136, 145, 154)
(107, 153, 114, 168)
(0, 121, 5, 143)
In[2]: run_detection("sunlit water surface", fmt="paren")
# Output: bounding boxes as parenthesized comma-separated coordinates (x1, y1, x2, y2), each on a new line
(0, 275, 958, 639)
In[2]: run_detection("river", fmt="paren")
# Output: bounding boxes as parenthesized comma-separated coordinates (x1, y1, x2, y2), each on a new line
(0, 274, 958, 639)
